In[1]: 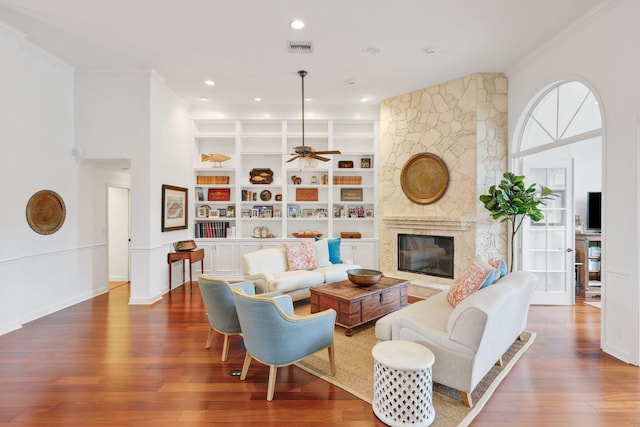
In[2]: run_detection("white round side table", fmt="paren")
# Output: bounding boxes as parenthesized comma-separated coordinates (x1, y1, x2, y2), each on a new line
(372, 340, 435, 427)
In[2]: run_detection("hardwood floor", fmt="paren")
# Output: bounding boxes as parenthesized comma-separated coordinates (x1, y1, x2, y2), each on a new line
(108, 281, 129, 290)
(0, 284, 638, 426)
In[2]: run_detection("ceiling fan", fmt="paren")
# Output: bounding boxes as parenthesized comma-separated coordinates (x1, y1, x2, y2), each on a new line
(286, 70, 341, 163)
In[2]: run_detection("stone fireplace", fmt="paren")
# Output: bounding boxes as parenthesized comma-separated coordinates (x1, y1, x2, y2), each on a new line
(378, 73, 508, 294)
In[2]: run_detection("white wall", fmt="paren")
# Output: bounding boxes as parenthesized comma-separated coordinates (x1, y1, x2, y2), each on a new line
(507, 0, 639, 364)
(108, 186, 130, 281)
(0, 22, 191, 334)
(75, 70, 191, 304)
(74, 70, 151, 161)
(135, 72, 191, 302)
(0, 25, 133, 333)
(573, 136, 602, 226)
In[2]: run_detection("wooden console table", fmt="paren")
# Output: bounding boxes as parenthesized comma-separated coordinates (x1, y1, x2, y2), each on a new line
(167, 248, 205, 289)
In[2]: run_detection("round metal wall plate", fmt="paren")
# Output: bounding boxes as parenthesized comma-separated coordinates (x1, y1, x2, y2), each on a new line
(400, 153, 449, 204)
(26, 189, 66, 235)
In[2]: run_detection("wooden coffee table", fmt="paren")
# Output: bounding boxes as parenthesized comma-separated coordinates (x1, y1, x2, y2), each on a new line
(310, 276, 409, 336)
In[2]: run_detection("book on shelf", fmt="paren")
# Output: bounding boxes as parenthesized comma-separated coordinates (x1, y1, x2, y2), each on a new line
(241, 190, 258, 201)
(194, 221, 230, 238)
(196, 175, 230, 185)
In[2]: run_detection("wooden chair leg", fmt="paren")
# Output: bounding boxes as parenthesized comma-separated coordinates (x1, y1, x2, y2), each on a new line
(328, 345, 336, 376)
(267, 365, 278, 401)
(461, 391, 473, 408)
(205, 327, 215, 348)
(495, 356, 504, 367)
(221, 334, 231, 362)
(240, 352, 252, 380)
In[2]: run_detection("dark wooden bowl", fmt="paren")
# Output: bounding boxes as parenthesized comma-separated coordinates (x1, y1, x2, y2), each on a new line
(347, 269, 383, 286)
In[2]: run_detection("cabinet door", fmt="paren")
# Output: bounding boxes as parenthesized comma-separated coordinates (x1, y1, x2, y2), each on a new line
(341, 241, 377, 269)
(238, 241, 283, 254)
(210, 241, 236, 276)
(238, 242, 262, 256)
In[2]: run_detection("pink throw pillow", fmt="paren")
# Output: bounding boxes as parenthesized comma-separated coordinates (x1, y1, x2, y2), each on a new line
(447, 263, 493, 307)
(284, 241, 318, 271)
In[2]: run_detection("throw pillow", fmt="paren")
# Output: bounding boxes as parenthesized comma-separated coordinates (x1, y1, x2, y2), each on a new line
(475, 256, 500, 287)
(447, 262, 494, 307)
(317, 237, 342, 264)
(314, 238, 331, 267)
(488, 257, 508, 279)
(284, 241, 318, 271)
(328, 237, 342, 264)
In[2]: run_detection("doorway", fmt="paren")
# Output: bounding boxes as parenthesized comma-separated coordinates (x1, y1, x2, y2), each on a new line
(108, 186, 130, 290)
(512, 80, 603, 305)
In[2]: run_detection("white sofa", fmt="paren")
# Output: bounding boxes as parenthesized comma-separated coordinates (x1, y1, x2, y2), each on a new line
(375, 270, 537, 407)
(241, 245, 361, 302)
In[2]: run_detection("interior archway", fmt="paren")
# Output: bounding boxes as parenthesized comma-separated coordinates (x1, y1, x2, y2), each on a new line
(512, 80, 603, 305)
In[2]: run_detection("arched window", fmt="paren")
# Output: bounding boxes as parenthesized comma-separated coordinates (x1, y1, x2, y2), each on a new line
(518, 81, 601, 154)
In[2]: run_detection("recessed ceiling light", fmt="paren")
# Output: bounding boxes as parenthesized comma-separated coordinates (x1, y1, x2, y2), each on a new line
(360, 96, 369, 102)
(290, 19, 305, 30)
(204, 80, 215, 86)
(345, 78, 356, 85)
(200, 97, 209, 101)
(423, 47, 437, 54)
(361, 46, 381, 55)
(254, 97, 262, 102)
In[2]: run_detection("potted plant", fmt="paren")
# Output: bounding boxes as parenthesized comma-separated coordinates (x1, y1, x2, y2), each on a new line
(479, 172, 555, 272)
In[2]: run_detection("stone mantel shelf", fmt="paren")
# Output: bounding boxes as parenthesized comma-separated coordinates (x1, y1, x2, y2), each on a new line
(382, 216, 476, 232)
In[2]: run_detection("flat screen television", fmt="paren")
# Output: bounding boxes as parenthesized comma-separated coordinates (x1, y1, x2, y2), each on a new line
(587, 191, 601, 231)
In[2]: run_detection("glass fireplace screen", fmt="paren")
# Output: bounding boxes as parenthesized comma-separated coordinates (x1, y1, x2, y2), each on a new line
(397, 234, 454, 279)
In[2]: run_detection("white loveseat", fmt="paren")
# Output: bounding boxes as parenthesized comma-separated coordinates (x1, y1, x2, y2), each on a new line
(241, 241, 360, 302)
(375, 270, 537, 407)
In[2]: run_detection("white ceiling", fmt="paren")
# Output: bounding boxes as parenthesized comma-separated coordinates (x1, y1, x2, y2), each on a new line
(0, 0, 603, 111)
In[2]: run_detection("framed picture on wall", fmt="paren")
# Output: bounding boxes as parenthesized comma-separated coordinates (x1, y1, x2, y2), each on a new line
(162, 184, 188, 231)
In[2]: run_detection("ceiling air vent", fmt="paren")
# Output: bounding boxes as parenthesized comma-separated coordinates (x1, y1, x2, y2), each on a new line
(288, 41, 313, 54)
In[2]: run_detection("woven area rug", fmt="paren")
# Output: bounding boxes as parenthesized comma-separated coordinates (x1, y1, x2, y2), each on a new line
(294, 303, 535, 427)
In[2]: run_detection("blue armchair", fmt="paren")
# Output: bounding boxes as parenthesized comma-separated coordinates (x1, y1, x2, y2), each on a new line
(197, 275, 256, 361)
(232, 291, 337, 401)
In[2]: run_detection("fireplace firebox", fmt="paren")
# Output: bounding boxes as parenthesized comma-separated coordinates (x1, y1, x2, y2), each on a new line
(397, 234, 454, 279)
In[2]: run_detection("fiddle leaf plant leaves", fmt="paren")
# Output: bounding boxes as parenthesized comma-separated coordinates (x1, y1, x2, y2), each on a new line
(479, 172, 556, 271)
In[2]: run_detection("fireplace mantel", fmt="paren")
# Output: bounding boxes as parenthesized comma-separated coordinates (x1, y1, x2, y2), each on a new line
(382, 216, 476, 232)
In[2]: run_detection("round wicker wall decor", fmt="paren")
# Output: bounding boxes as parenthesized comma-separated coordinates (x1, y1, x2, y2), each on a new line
(400, 153, 449, 204)
(26, 190, 66, 235)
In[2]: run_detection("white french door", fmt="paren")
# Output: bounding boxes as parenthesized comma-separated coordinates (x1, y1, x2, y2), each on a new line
(521, 158, 574, 305)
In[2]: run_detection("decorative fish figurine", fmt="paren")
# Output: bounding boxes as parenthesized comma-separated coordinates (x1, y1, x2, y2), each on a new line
(201, 153, 231, 167)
